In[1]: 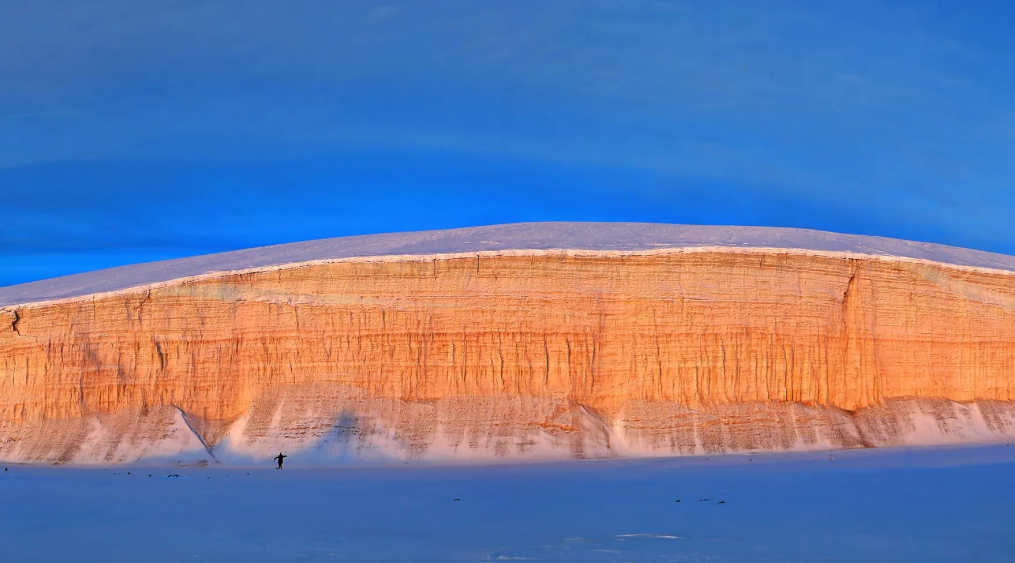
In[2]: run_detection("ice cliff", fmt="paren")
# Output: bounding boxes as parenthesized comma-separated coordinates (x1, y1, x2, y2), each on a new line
(2, 223, 1015, 464)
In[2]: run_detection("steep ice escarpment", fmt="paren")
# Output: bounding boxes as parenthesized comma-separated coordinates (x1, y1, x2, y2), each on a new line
(2, 223, 1015, 464)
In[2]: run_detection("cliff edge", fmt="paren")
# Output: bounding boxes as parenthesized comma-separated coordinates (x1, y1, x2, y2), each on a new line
(2, 223, 1015, 464)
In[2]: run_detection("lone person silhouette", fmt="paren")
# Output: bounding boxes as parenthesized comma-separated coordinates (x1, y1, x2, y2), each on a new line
(274, 453, 287, 469)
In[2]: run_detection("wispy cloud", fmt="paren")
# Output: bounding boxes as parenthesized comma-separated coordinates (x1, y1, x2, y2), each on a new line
(0, 109, 88, 123)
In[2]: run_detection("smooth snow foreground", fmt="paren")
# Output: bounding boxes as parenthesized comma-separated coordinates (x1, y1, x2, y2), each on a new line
(2, 446, 1014, 562)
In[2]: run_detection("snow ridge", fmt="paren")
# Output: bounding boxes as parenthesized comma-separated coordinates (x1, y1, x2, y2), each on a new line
(3, 222, 1015, 308)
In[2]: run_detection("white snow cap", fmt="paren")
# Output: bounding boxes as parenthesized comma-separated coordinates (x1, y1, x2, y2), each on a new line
(3, 222, 1015, 308)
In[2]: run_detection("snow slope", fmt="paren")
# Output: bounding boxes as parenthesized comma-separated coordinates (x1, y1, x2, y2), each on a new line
(3, 222, 1015, 308)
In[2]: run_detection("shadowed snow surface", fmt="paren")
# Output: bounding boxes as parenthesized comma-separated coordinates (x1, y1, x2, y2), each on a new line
(3, 222, 1015, 308)
(1, 446, 1014, 562)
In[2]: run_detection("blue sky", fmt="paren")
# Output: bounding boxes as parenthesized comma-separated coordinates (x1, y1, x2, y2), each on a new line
(2, 0, 1013, 286)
